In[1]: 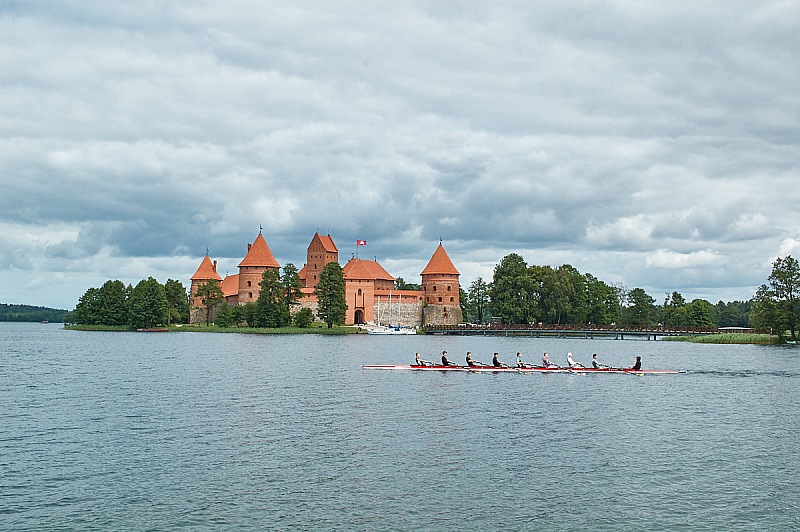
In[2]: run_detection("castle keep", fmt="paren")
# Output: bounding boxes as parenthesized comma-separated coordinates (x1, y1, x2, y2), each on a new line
(190, 231, 463, 327)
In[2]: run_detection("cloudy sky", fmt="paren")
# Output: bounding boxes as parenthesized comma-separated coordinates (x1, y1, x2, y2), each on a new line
(1, 1, 798, 310)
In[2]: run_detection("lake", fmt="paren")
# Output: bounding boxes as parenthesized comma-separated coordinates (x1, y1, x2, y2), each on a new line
(1, 322, 798, 530)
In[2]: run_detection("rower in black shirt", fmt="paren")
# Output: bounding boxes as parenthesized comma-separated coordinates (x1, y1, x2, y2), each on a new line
(492, 352, 507, 367)
(466, 351, 478, 367)
(441, 351, 455, 366)
(631, 356, 642, 370)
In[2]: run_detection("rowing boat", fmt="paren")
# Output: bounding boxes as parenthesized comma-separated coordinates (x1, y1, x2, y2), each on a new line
(361, 364, 683, 374)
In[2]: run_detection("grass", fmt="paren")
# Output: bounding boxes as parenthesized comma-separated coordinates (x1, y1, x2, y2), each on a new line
(663, 333, 780, 345)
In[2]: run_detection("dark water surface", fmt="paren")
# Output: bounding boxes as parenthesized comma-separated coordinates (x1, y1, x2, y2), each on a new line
(1, 323, 798, 530)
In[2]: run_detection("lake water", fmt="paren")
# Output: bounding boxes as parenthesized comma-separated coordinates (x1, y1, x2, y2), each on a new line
(1, 322, 798, 530)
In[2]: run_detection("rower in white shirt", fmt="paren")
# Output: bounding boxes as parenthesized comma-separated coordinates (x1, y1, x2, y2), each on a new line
(567, 352, 584, 368)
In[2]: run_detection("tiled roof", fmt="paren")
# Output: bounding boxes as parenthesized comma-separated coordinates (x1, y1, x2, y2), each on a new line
(421, 243, 460, 275)
(221, 274, 239, 297)
(238, 233, 280, 268)
(315, 233, 338, 253)
(298, 264, 307, 281)
(191, 255, 222, 281)
(343, 258, 395, 281)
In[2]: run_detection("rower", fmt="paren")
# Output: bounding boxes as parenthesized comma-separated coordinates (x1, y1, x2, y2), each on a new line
(441, 351, 455, 366)
(466, 351, 481, 367)
(415, 353, 432, 366)
(567, 352, 584, 368)
(492, 352, 507, 367)
(541, 352, 557, 368)
(516, 352, 532, 368)
(631, 356, 642, 370)
(591, 354, 607, 369)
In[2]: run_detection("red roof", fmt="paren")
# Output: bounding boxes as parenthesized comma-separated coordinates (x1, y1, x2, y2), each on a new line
(421, 243, 459, 275)
(298, 264, 307, 281)
(221, 274, 239, 297)
(343, 258, 395, 281)
(314, 232, 338, 253)
(191, 255, 222, 281)
(238, 233, 280, 268)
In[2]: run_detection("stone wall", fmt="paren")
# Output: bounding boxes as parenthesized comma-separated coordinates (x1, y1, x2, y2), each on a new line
(423, 303, 463, 326)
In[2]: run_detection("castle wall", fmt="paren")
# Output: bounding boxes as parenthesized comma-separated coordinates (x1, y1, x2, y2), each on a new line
(423, 303, 463, 326)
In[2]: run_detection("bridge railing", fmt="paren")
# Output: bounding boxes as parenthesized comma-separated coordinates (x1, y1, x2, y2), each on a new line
(423, 323, 723, 334)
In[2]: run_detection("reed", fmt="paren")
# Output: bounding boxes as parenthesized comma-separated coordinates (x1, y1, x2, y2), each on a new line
(664, 333, 779, 345)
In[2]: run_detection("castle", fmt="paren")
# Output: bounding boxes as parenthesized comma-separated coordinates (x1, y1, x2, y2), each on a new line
(189, 230, 463, 327)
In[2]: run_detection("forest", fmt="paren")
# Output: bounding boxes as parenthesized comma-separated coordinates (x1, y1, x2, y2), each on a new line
(0, 304, 68, 323)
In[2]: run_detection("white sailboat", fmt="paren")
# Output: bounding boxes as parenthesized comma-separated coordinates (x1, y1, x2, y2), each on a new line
(367, 291, 417, 335)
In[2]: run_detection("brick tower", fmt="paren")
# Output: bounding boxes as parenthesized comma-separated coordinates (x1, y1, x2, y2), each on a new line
(420, 241, 463, 325)
(302, 232, 338, 290)
(189, 253, 223, 322)
(237, 230, 280, 305)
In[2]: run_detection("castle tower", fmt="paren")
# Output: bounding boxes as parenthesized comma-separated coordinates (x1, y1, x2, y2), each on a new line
(189, 253, 222, 308)
(237, 230, 280, 305)
(302, 232, 338, 290)
(421, 242, 463, 325)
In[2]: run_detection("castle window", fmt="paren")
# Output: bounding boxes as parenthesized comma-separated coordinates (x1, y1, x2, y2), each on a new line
(249, 292, 253, 299)
(447, 286, 451, 291)
(450, 297, 454, 302)
(247, 281, 251, 287)
(433, 286, 437, 292)
(358, 289, 362, 295)
(438, 297, 442, 302)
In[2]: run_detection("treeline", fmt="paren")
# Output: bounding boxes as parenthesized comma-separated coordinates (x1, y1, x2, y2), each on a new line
(0, 304, 68, 322)
(67, 278, 189, 329)
(460, 253, 753, 329)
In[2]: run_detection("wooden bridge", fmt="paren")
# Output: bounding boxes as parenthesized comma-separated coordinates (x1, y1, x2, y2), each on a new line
(422, 323, 722, 340)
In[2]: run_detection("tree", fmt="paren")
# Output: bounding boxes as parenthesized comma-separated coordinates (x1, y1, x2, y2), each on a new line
(489, 253, 536, 324)
(258, 268, 287, 327)
(465, 277, 490, 324)
(195, 279, 224, 326)
(752, 255, 800, 339)
(294, 307, 314, 328)
(99, 280, 129, 326)
(129, 277, 168, 329)
(685, 299, 716, 327)
(215, 302, 243, 327)
(315, 262, 346, 328)
(164, 279, 189, 326)
(73, 287, 102, 325)
(585, 274, 619, 325)
(281, 263, 304, 316)
(624, 287, 656, 326)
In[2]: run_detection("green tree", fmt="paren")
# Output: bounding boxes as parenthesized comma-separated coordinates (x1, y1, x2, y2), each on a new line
(129, 277, 168, 329)
(585, 274, 619, 325)
(195, 279, 224, 326)
(624, 287, 656, 326)
(685, 299, 716, 327)
(465, 277, 490, 324)
(258, 268, 287, 327)
(98, 280, 129, 326)
(752, 255, 800, 339)
(242, 302, 260, 327)
(315, 262, 347, 328)
(215, 302, 237, 327)
(489, 253, 535, 324)
(164, 279, 189, 326)
(294, 307, 314, 328)
(73, 286, 102, 325)
(281, 263, 304, 317)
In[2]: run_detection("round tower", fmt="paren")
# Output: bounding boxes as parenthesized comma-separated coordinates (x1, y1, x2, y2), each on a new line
(420, 242, 463, 325)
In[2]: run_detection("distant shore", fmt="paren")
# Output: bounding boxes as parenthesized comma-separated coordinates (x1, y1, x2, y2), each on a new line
(64, 324, 363, 334)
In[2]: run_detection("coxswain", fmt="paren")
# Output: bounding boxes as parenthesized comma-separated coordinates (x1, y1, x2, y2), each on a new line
(492, 352, 507, 367)
(541, 352, 557, 368)
(441, 351, 455, 366)
(415, 353, 432, 366)
(631, 356, 642, 371)
(567, 352, 584, 368)
(591, 354, 607, 369)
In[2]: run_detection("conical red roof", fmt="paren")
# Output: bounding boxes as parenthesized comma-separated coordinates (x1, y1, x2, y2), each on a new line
(421, 243, 459, 275)
(238, 233, 280, 268)
(191, 254, 222, 281)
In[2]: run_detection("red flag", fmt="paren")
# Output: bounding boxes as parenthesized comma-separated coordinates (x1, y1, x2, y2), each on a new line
(357, 240, 367, 246)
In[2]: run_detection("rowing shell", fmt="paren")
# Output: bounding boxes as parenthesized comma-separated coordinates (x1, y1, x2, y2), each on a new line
(361, 364, 683, 374)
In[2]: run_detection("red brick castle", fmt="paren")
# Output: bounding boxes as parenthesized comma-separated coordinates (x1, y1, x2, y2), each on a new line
(189, 230, 463, 326)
